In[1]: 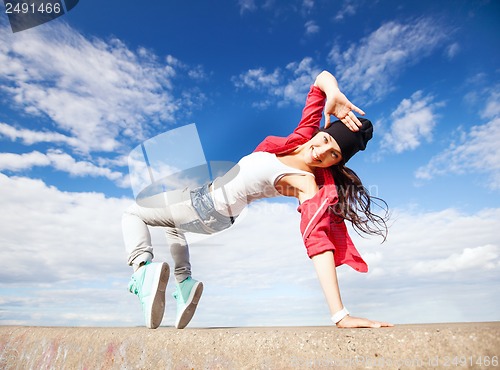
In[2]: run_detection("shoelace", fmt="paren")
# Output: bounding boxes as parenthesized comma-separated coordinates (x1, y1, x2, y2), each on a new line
(128, 276, 139, 295)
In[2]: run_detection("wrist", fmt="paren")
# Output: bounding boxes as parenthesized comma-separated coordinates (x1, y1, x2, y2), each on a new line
(314, 71, 340, 94)
(331, 307, 349, 324)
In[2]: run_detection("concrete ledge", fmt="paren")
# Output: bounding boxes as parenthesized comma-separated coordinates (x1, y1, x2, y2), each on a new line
(1, 323, 499, 369)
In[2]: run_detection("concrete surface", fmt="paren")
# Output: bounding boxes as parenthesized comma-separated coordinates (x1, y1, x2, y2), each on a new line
(0, 323, 499, 369)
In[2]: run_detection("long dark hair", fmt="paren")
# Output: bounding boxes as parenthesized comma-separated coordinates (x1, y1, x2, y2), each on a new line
(329, 164, 389, 242)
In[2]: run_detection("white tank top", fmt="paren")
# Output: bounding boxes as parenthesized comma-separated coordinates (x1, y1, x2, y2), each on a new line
(211, 151, 314, 217)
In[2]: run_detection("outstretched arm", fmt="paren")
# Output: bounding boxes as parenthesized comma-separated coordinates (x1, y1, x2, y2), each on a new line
(312, 251, 394, 328)
(313, 70, 365, 131)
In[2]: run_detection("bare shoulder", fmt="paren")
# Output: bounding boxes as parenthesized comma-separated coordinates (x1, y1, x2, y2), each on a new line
(276, 174, 318, 202)
(297, 175, 319, 203)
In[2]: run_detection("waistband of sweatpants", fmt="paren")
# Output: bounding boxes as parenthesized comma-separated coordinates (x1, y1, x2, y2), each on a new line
(190, 183, 235, 232)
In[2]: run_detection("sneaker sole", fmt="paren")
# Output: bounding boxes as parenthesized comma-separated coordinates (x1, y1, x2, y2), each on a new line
(176, 281, 203, 329)
(148, 262, 170, 329)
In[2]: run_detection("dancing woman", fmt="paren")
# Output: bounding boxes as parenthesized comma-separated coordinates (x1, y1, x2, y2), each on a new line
(123, 70, 392, 329)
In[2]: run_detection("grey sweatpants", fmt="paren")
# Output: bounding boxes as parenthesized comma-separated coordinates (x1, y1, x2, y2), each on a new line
(122, 188, 211, 283)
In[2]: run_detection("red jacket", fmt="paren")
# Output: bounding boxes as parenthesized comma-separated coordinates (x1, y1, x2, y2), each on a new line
(254, 85, 368, 273)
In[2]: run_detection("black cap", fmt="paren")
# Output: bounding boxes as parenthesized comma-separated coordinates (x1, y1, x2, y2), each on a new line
(321, 118, 373, 163)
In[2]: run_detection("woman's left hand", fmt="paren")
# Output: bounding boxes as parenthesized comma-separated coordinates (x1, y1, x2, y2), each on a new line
(336, 315, 394, 328)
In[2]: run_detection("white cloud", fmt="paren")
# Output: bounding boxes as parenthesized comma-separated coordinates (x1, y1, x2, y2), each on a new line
(303, 0, 314, 10)
(282, 58, 322, 105)
(0, 173, 130, 284)
(416, 88, 500, 189)
(446, 42, 461, 59)
(165, 54, 207, 81)
(344, 207, 500, 324)
(232, 57, 322, 107)
(238, 0, 257, 14)
(238, 0, 316, 17)
(411, 244, 499, 275)
(0, 122, 80, 147)
(46, 149, 124, 181)
(0, 22, 209, 189)
(188, 65, 208, 80)
(334, 0, 358, 21)
(329, 18, 449, 101)
(482, 88, 500, 119)
(415, 85, 500, 190)
(367, 207, 500, 273)
(0, 22, 202, 154)
(0, 173, 498, 326)
(232, 67, 281, 90)
(0, 151, 50, 171)
(380, 91, 442, 153)
(0, 150, 125, 183)
(416, 117, 500, 189)
(304, 20, 319, 35)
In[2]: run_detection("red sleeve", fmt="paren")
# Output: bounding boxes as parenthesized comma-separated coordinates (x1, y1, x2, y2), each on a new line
(297, 186, 369, 273)
(299, 205, 336, 258)
(297, 185, 337, 257)
(292, 85, 326, 141)
(254, 85, 326, 154)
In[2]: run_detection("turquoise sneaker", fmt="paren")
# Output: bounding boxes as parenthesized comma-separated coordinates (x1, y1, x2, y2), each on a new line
(173, 277, 203, 329)
(128, 262, 170, 329)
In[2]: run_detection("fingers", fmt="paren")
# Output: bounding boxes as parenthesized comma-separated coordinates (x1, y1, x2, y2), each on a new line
(351, 103, 365, 116)
(341, 102, 365, 131)
(341, 112, 360, 132)
(336, 315, 394, 329)
(370, 320, 394, 328)
(324, 111, 331, 128)
(324, 96, 366, 131)
(381, 322, 395, 327)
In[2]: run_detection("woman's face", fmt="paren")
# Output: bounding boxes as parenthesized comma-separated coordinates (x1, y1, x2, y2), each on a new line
(302, 131, 343, 168)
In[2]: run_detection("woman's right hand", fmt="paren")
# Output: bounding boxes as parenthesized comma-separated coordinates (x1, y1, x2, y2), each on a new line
(336, 315, 394, 328)
(323, 89, 365, 131)
(314, 70, 365, 131)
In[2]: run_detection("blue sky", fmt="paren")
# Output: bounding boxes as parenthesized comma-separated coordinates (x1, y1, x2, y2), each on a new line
(0, 0, 499, 327)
